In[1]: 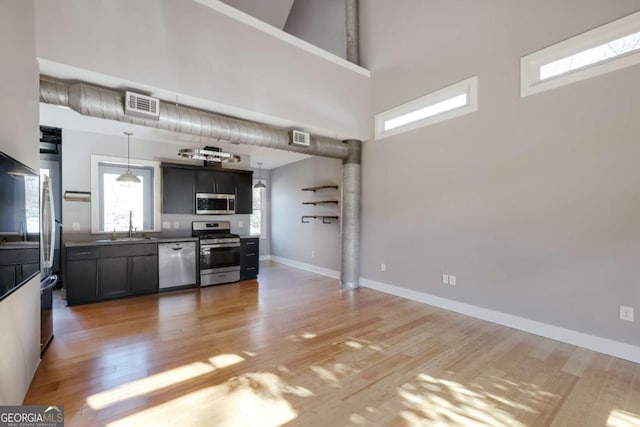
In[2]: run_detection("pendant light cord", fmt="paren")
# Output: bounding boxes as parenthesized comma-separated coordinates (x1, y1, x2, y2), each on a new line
(125, 132, 133, 172)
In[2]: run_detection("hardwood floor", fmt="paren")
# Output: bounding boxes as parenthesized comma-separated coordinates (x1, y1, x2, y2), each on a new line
(25, 261, 640, 426)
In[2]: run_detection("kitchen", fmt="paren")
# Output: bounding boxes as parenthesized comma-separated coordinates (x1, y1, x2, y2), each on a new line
(4, 1, 640, 425)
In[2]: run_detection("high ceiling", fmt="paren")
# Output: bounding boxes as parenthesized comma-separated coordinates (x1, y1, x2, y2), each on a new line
(39, 103, 310, 170)
(220, 0, 295, 29)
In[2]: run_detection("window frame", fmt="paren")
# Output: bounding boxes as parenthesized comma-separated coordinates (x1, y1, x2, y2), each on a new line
(374, 76, 478, 140)
(251, 179, 268, 240)
(90, 155, 162, 234)
(521, 10, 640, 97)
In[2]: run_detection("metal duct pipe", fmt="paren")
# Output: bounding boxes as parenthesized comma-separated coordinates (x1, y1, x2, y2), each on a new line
(346, 0, 360, 65)
(39, 79, 350, 159)
(340, 139, 361, 289)
(40, 78, 362, 289)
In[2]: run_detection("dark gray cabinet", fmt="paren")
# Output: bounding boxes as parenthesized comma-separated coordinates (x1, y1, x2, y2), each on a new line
(99, 257, 129, 298)
(162, 167, 195, 214)
(235, 172, 253, 214)
(195, 170, 235, 194)
(161, 163, 253, 214)
(65, 243, 158, 305)
(0, 248, 40, 298)
(240, 238, 259, 280)
(131, 255, 159, 294)
(66, 246, 100, 306)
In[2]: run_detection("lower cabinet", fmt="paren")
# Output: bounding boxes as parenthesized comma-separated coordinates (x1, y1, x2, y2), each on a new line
(66, 244, 158, 306)
(65, 247, 100, 306)
(131, 255, 159, 294)
(240, 238, 259, 280)
(99, 257, 129, 298)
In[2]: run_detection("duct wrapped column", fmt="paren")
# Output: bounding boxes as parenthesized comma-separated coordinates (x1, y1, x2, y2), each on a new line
(340, 139, 361, 289)
(346, 0, 360, 64)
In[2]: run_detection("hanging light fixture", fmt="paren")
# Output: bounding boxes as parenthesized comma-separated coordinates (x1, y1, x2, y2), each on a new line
(254, 162, 266, 189)
(116, 132, 141, 186)
(178, 146, 241, 163)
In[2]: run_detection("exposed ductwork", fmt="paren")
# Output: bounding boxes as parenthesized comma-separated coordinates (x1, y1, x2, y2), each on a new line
(346, 0, 360, 65)
(340, 139, 361, 289)
(39, 79, 350, 160)
(40, 77, 362, 288)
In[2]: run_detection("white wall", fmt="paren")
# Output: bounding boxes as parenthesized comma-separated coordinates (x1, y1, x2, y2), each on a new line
(34, 0, 369, 140)
(284, 0, 347, 59)
(0, 0, 41, 405)
(61, 128, 252, 239)
(271, 157, 342, 271)
(360, 0, 640, 347)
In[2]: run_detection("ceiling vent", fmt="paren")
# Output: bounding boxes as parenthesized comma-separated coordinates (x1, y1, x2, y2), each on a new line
(124, 91, 160, 120)
(289, 130, 311, 148)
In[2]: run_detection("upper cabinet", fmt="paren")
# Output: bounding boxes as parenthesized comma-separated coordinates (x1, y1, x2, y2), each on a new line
(163, 167, 196, 214)
(195, 170, 235, 194)
(234, 173, 253, 215)
(161, 163, 252, 214)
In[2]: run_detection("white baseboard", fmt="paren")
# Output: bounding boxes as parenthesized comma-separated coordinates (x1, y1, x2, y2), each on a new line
(270, 256, 340, 280)
(259, 255, 272, 262)
(360, 278, 640, 364)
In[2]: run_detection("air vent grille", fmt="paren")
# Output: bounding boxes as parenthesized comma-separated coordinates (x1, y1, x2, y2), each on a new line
(290, 130, 311, 147)
(124, 91, 160, 120)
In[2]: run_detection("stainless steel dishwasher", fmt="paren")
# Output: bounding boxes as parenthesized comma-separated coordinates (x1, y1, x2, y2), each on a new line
(158, 241, 197, 289)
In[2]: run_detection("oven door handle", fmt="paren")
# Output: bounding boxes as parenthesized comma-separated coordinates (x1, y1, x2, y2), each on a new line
(201, 243, 241, 249)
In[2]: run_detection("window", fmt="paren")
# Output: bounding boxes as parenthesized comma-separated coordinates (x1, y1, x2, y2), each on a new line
(250, 181, 266, 238)
(90, 155, 161, 233)
(521, 11, 640, 97)
(374, 76, 478, 140)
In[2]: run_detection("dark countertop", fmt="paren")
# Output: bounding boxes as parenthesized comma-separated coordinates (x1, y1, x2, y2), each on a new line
(65, 237, 198, 248)
(0, 242, 39, 250)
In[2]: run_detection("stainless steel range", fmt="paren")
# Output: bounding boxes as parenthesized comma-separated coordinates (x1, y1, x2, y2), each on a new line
(192, 221, 240, 286)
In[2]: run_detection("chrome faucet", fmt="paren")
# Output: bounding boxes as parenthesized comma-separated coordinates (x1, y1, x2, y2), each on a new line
(128, 210, 134, 238)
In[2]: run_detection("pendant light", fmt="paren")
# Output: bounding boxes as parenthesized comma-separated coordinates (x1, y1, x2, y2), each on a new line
(254, 162, 266, 189)
(116, 132, 141, 186)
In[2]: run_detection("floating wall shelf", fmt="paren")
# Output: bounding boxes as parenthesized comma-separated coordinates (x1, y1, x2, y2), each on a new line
(302, 200, 339, 205)
(301, 185, 339, 192)
(301, 216, 339, 224)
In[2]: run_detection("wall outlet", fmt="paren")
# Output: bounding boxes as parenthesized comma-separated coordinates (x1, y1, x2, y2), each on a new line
(72, 222, 80, 231)
(162, 221, 170, 229)
(449, 275, 457, 286)
(442, 274, 449, 285)
(620, 305, 634, 322)
(381, 263, 386, 272)
(311, 250, 315, 258)
(238, 221, 243, 227)
(173, 221, 180, 229)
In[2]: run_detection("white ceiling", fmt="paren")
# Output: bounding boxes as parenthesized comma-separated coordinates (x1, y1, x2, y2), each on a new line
(40, 103, 310, 170)
(37, 58, 317, 170)
(220, 0, 295, 29)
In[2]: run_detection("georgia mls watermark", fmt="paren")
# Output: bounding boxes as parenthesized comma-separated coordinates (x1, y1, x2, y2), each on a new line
(0, 406, 64, 427)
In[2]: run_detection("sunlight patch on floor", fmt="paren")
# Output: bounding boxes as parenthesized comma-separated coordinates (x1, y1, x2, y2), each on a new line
(209, 353, 245, 369)
(396, 373, 540, 427)
(607, 409, 640, 427)
(88, 354, 246, 411)
(87, 361, 215, 410)
(107, 372, 314, 427)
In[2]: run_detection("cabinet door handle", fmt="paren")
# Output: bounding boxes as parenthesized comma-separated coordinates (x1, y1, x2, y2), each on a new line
(245, 242, 256, 245)
(246, 253, 255, 256)
(246, 267, 256, 270)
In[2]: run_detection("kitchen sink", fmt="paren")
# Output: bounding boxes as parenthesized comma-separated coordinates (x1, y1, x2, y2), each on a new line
(94, 237, 157, 243)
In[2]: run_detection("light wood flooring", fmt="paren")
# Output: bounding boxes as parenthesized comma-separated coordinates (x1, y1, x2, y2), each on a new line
(25, 261, 640, 426)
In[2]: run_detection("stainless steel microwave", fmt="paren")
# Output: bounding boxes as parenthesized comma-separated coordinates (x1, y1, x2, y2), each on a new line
(195, 193, 235, 215)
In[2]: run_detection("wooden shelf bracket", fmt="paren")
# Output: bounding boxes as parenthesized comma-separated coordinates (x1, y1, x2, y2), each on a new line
(301, 216, 339, 224)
